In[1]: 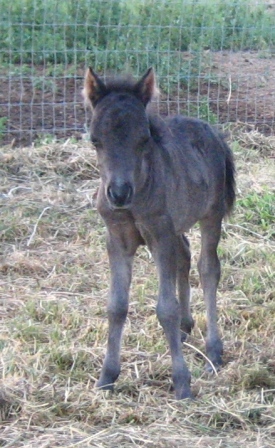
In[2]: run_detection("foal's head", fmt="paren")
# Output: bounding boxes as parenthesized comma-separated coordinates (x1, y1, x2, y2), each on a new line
(83, 67, 156, 209)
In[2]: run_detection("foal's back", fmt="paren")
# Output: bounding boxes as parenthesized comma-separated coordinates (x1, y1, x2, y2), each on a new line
(151, 114, 231, 233)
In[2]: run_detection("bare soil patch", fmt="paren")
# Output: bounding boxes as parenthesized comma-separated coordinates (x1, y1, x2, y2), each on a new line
(2, 51, 275, 146)
(208, 51, 275, 130)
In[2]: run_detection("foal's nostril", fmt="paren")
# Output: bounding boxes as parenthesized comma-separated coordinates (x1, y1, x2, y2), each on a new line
(107, 183, 133, 207)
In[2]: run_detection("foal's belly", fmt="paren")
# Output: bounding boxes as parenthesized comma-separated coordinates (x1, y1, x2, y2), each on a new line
(174, 217, 199, 234)
(169, 198, 208, 234)
(134, 208, 200, 246)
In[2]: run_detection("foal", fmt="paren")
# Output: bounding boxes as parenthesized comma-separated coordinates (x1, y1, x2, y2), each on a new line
(83, 67, 235, 399)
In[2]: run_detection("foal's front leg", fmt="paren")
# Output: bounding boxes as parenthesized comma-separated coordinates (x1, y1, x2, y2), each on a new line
(153, 229, 192, 399)
(97, 225, 139, 391)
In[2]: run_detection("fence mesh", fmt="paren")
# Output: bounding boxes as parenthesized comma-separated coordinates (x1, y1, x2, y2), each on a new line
(1, 0, 275, 145)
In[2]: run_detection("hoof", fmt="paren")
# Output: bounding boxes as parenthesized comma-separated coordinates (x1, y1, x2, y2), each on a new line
(180, 318, 195, 342)
(96, 364, 120, 392)
(180, 331, 188, 342)
(96, 380, 115, 392)
(204, 353, 223, 374)
(175, 387, 194, 400)
(204, 362, 221, 375)
(205, 338, 223, 373)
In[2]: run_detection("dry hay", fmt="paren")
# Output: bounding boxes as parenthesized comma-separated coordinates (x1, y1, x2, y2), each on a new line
(0, 131, 274, 447)
(228, 122, 275, 158)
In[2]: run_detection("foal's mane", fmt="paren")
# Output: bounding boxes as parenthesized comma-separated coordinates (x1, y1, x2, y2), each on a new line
(103, 75, 139, 95)
(103, 72, 159, 102)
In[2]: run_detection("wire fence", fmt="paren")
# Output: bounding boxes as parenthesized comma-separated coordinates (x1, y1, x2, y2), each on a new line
(1, 0, 275, 145)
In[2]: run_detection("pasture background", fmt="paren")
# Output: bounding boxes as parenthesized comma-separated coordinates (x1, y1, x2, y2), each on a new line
(1, 0, 275, 144)
(0, 0, 275, 446)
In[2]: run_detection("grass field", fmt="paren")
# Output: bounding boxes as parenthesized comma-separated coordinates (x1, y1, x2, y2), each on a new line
(1, 0, 275, 69)
(0, 126, 274, 446)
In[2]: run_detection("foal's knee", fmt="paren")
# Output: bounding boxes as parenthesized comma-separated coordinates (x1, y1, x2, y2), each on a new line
(107, 300, 128, 324)
(198, 254, 221, 284)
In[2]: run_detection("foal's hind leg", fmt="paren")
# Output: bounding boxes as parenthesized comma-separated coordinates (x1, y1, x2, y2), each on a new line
(97, 223, 141, 391)
(198, 217, 223, 371)
(177, 235, 194, 341)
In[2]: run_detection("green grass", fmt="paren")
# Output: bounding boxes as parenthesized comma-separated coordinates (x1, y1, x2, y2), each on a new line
(1, 0, 274, 73)
(237, 190, 275, 236)
(0, 116, 7, 141)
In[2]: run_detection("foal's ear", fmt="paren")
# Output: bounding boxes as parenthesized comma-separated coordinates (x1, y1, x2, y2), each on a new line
(83, 67, 106, 108)
(135, 67, 156, 106)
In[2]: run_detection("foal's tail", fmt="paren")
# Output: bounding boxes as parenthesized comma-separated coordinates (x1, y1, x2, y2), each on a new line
(224, 142, 236, 216)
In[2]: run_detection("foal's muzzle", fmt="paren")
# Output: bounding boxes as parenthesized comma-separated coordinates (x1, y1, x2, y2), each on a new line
(107, 182, 133, 208)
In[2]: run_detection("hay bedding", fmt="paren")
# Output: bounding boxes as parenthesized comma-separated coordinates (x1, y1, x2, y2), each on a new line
(0, 131, 274, 447)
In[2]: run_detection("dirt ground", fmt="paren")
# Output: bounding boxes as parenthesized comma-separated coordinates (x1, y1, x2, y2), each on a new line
(1, 51, 275, 146)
